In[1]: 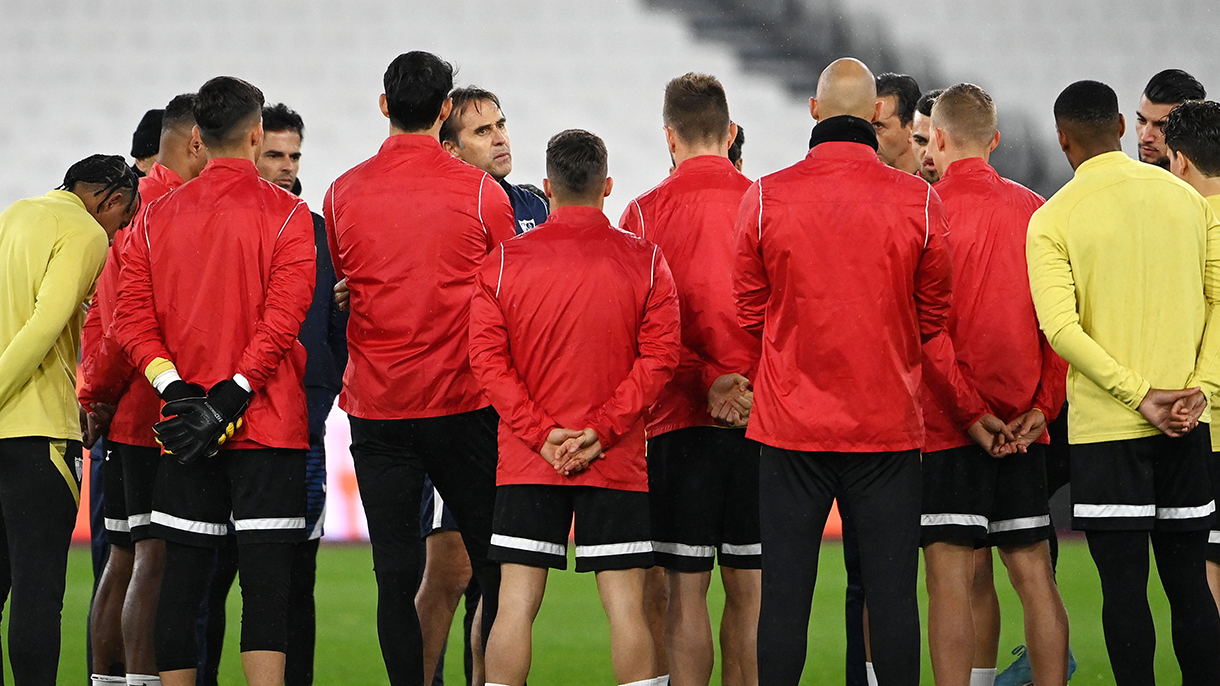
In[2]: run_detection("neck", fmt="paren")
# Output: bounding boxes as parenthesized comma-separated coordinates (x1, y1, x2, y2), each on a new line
(672, 143, 727, 168)
(1193, 175, 1220, 199)
(391, 120, 442, 141)
(1070, 141, 1122, 170)
(941, 147, 991, 169)
(890, 147, 919, 174)
(206, 146, 256, 163)
(551, 197, 604, 212)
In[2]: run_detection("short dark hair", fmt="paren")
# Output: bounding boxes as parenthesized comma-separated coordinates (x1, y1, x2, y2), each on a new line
(383, 51, 454, 132)
(162, 94, 197, 133)
(876, 73, 921, 126)
(58, 154, 141, 212)
(1054, 80, 1120, 126)
(916, 88, 944, 117)
(1144, 69, 1206, 106)
(546, 129, 608, 199)
(262, 103, 305, 139)
(728, 124, 745, 166)
(663, 73, 732, 145)
(1164, 100, 1220, 177)
(194, 76, 264, 148)
(439, 87, 502, 145)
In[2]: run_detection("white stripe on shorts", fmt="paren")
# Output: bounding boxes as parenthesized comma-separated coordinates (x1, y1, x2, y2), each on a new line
(151, 511, 229, 536)
(491, 534, 566, 557)
(128, 513, 151, 529)
(721, 542, 762, 556)
(1073, 503, 1155, 519)
(105, 517, 130, 533)
(1210, 531, 1220, 545)
(987, 515, 1050, 534)
(575, 541, 654, 558)
(921, 513, 989, 528)
(432, 487, 445, 530)
(652, 541, 715, 558)
(233, 517, 306, 531)
(1156, 500, 1215, 520)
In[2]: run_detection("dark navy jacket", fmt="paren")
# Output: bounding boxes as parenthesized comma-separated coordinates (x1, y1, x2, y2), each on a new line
(501, 178, 549, 234)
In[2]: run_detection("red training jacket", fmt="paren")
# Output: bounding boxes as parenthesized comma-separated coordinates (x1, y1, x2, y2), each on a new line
(469, 205, 681, 491)
(325, 134, 517, 420)
(620, 155, 760, 437)
(79, 163, 183, 447)
(921, 157, 1067, 452)
(114, 158, 314, 450)
(733, 140, 987, 453)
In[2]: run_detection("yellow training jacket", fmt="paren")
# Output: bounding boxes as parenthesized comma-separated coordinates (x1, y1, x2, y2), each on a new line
(0, 190, 109, 441)
(1027, 151, 1220, 445)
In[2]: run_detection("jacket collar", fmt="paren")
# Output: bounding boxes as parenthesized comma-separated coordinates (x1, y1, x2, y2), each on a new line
(941, 156, 995, 182)
(674, 155, 736, 175)
(807, 115, 879, 152)
(545, 205, 610, 228)
(200, 157, 258, 176)
(46, 189, 86, 210)
(1074, 150, 1129, 176)
(147, 162, 185, 189)
(379, 133, 445, 156)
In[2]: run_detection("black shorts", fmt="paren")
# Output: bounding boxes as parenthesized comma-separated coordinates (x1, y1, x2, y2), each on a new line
(111, 442, 161, 543)
(489, 485, 653, 572)
(1210, 451, 1220, 563)
(1071, 427, 1214, 532)
(921, 443, 1051, 548)
(420, 473, 460, 539)
(102, 443, 130, 547)
(647, 426, 762, 572)
(150, 448, 306, 548)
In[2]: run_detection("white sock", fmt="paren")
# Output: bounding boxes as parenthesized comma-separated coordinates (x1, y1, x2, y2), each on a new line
(969, 667, 997, 686)
(91, 677, 126, 686)
(865, 662, 879, 686)
(127, 675, 161, 686)
(620, 677, 668, 686)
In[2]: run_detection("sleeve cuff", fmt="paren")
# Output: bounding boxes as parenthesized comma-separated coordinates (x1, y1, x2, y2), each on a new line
(233, 374, 252, 392)
(151, 369, 181, 395)
(1123, 378, 1153, 412)
(144, 357, 176, 388)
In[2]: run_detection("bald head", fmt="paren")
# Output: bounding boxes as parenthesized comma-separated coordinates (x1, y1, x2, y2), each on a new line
(811, 58, 879, 121)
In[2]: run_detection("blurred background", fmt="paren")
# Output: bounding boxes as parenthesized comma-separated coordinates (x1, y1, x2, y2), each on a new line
(2, 0, 1216, 542)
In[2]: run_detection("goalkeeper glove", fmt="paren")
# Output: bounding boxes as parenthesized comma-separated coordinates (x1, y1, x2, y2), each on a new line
(154, 378, 252, 465)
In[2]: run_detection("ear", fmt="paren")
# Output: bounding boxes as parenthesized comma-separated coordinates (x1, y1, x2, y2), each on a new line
(441, 139, 460, 157)
(543, 178, 553, 199)
(250, 122, 264, 150)
(932, 126, 948, 152)
(663, 126, 679, 156)
(437, 98, 453, 124)
(603, 176, 614, 198)
(379, 94, 390, 120)
(1056, 127, 1070, 153)
(189, 128, 205, 156)
(809, 97, 819, 122)
(871, 99, 883, 124)
(1117, 112, 1127, 138)
(726, 121, 739, 149)
(988, 129, 1001, 153)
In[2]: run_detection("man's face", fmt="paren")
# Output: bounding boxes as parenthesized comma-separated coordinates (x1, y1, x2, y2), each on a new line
(256, 130, 302, 190)
(447, 100, 512, 180)
(1135, 95, 1179, 168)
(874, 94, 913, 169)
(95, 192, 141, 243)
(910, 112, 939, 183)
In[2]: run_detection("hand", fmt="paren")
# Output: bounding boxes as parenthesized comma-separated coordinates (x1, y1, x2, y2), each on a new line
(154, 379, 252, 464)
(334, 278, 350, 311)
(1004, 408, 1048, 454)
(553, 428, 603, 477)
(83, 403, 117, 449)
(1139, 387, 1204, 437)
(708, 373, 752, 428)
(540, 427, 583, 467)
(967, 413, 1018, 458)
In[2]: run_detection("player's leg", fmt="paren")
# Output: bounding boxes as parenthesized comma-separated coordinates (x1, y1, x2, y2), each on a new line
(230, 448, 308, 686)
(648, 428, 720, 686)
(970, 548, 1000, 676)
(120, 442, 166, 681)
(839, 504, 868, 686)
(1207, 449, 1220, 615)
(92, 442, 133, 682)
(574, 486, 658, 684)
(0, 437, 83, 685)
(423, 407, 502, 651)
(199, 536, 239, 685)
(484, 484, 571, 686)
(757, 447, 838, 685)
(643, 567, 669, 677)
(1149, 427, 1220, 682)
(1085, 530, 1153, 684)
(418, 527, 472, 685)
(718, 429, 762, 686)
(349, 415, 427, 685)
(920, 446, 994, 686)
(285, 537, 320, 686)
(846, 450, 922, 686)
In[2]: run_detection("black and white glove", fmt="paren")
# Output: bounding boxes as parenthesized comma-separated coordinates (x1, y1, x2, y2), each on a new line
(154, 378, 252, 465)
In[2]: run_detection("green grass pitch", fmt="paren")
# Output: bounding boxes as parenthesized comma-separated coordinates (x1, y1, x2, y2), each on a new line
(26, 539, 1187, 684)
